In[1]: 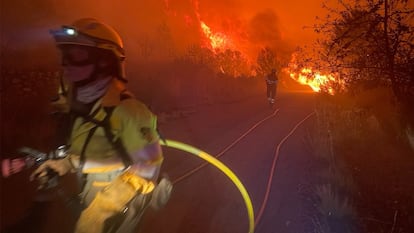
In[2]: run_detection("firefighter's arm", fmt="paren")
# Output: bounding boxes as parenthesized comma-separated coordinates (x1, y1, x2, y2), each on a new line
(30, 154, 79, 189)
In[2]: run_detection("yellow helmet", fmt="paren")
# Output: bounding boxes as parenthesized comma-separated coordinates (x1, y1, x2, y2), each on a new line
(51, 18, 126, 81)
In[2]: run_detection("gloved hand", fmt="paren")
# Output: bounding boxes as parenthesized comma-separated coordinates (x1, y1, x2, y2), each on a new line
(75, 171, 155, 233)
(30, 155, 77, 189)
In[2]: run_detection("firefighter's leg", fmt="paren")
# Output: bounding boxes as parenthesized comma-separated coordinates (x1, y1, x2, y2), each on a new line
(106, 193, 151, 233)
(110, 176, 173, 233)
(80, 171, 123, 207)
(266, 85, 271, 100)
(75, 171, 155, 233)
(271, 85, 274, 98)
(270, 84, 276, 103)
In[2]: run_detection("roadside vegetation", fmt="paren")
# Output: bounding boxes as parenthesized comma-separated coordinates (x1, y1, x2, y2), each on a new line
(308, 89, 414, 233)
(301, 0, 414, 232)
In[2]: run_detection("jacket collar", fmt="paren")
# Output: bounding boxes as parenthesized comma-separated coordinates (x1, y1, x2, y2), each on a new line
(89, 78, 127, 114)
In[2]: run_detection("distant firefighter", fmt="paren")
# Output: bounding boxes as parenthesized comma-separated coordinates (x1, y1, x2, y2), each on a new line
(265, 68, 278, 104)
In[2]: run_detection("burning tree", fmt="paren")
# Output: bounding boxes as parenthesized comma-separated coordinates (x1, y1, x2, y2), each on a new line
(256, 46, 282, 78)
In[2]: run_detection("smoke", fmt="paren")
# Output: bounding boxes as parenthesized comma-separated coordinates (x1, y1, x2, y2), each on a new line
(248, 9, 284, 44)
(1, 0, 325, 68)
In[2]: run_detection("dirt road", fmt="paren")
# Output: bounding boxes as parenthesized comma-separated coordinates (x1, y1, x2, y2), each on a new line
(141, 91, 317, 233)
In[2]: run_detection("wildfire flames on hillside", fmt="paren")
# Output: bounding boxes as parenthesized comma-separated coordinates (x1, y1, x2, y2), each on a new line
(3, 0, 342, 93)
(167, 0, 340, 93)
(199, 18, 340, 94)
(200, 21, 233, 51)
(286, 66, 341, 95)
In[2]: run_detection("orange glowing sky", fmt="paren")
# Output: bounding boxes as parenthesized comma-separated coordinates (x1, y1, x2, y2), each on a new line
(197, 0, 328, 44)
(4, 0, 330, 50)
(157, 0, 331, 63)
(2, 0, 332, 69)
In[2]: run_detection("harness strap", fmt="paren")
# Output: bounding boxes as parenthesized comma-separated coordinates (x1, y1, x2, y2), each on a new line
(76, 103, 101, 166)
(79, 126, 98, 171)
(102, 106, 133, 168)
(70, 92, 141, 171)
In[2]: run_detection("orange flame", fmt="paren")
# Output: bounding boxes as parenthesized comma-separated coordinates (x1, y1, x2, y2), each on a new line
(289, 68, 338, 94)
(200, 21, 232, 51)
(286, 53, 344, 95)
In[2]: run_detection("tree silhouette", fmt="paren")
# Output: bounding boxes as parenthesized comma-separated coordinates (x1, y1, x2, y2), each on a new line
(298, 0, 414, 123)
(312, 0, 413, 97)
(256, 46, 281, 77)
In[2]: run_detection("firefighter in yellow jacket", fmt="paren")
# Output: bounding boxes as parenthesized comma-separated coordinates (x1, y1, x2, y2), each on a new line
(30, 18, 170, 233)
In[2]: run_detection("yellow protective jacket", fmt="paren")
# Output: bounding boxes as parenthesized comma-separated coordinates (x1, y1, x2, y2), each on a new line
(62, 78, 163, 179)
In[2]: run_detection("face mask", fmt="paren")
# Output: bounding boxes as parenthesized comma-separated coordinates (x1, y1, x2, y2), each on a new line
(76, 77, 112, 104)
(63, 64, 95, 83)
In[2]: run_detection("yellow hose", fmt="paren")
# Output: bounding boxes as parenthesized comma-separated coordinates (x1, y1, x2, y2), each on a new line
(160, 139, 255, 233)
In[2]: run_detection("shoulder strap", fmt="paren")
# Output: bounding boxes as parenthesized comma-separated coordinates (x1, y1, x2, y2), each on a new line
(77, 106, 102, 170)
(102, 106, 132, 168)
(72, 91, 155, 169)
(76, 106, 133, 168)
(78, 125, 98, 171)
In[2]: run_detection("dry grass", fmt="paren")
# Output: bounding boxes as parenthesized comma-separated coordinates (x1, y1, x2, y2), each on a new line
(315, 184, 354, 220)
(305, 98, 358, 233)
(307, 87, 414, 233)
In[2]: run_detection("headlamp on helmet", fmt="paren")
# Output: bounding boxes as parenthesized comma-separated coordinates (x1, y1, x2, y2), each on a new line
(50, 26, 78, 37)
(64, 27, 76, 36)
(50, 18, 127, 81)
